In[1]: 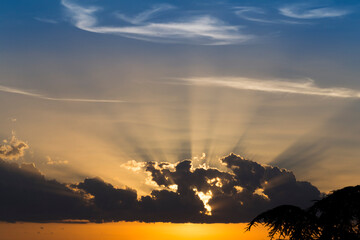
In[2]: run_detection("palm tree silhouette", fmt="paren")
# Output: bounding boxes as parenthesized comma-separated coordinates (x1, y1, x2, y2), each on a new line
(247, 185, 360, 240)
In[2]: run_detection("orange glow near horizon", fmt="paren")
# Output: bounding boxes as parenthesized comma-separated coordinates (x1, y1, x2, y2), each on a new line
(0, 222, 268, 240)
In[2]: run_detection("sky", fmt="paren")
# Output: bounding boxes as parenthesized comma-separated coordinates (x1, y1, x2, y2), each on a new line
(1, 0, 360, 238)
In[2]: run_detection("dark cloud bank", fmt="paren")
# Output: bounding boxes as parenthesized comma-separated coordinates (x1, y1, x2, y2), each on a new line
(0, 154, 321, 223)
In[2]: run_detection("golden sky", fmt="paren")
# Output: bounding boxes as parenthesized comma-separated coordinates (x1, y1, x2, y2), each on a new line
(0, 222, 268, 240)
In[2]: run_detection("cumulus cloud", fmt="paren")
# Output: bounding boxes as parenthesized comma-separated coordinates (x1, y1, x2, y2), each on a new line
(0, 84, 124, 103)
(279, 5, 350, 19)
(0, 153, 321, 223)
(142, 154, 321, 222)
(0, 159, 95, 222)
(170, 76, 360, 98)
(75, 177, 139, 222)
(61, 0, 253, 45)
(0, 134, 29, 160)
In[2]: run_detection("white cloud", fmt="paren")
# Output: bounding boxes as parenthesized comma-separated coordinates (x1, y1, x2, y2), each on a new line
(170, 76, 360, 98)
(279, 5, 349, 19)
(235, 7, 270, 23)
(0, 84, 125, 103)
(234, 6, 301, 24)
(61, 0, 253, 45)
(115, 4, 175, 24)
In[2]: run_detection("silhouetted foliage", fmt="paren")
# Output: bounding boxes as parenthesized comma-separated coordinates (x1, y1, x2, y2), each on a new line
(247, 185, 360, 240)
(247, 205, 320, 239)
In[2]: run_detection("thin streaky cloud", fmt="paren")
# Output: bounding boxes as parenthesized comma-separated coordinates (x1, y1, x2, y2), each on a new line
(0, 84, 125, 103)
(34, 17, 59, 24)
(234, 7, 302, 24)
(279, 5, 350, 19)
(171, 77, 360, 98)
(61, 0, 253, 45)
(115, 4, 175, 24)
(234, 7, 272, 23)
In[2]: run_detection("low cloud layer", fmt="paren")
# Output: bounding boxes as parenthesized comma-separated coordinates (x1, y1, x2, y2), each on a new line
(0, 159, 94, 222)
(171, 77, 360, 99)
(0, 153, 321, 223)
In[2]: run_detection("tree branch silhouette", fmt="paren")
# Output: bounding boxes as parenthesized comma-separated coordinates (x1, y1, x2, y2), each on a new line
(247, 185, 360, 240)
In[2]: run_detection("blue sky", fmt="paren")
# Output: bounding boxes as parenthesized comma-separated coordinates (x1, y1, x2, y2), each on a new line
(2, 0, 360, 86)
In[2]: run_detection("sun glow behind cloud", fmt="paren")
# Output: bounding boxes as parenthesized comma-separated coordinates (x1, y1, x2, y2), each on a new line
(193, 188, 213, 215)
(1, 0, 359, 201)
(1, 1, 360, 239)
(2, 68, 356, 195)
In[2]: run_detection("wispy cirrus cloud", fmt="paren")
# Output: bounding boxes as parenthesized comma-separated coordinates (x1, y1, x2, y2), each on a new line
(34, 17, 59, 24)
(234, 6, 302, 24)
(170, 77, 360, 98)
(279, 5, 350, 19)
(61, 0, 253, 45)
(234, 7, 272, 23)
(115, 4, 175, 24)
(0, 84, 125, 103)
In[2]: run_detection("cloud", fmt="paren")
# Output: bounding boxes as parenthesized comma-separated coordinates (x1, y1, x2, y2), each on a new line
(0, 159, 95, 222)
(75, 177, 139, 221)
(34, 17, 58, 24)
(121, 160, 146, 172)
(135, 154, 321, 222)
(170, 77, 360, 98)
(0, 153, 321, 223)
(235, 7, 274, 24)
(279, 5, 350, 19)
(0, 84, 125, 103)
(45, 156, 69, 165)
(61, 0, 253, 45)
(234, 7, 300, 24)
(0, 134, 29, 160)
(115, 4, 175, 24)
